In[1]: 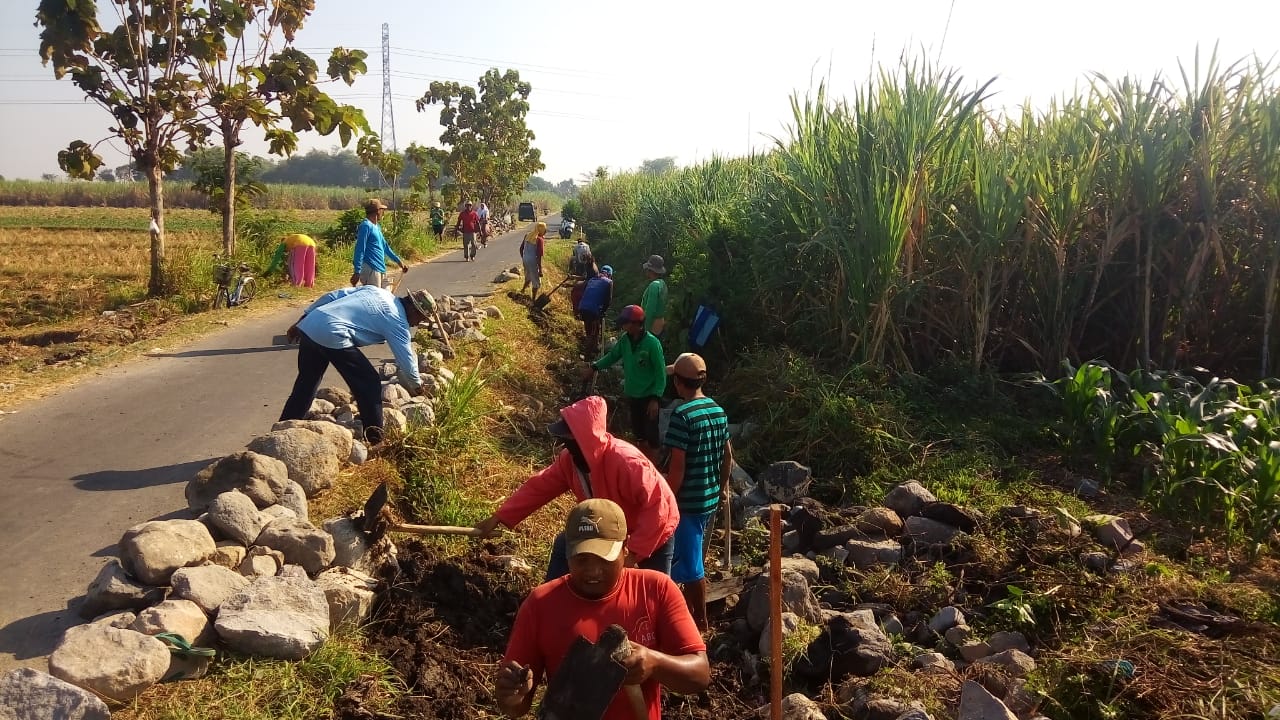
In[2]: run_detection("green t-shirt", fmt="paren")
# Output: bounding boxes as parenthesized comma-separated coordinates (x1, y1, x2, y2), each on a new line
(430, 207, 445, 226)
(663, 396, 730, 515)
(592, 331, 666, 399)
(640, 279, 667, 333)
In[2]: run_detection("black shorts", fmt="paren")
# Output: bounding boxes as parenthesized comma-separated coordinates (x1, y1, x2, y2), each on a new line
(627, 396, 661, 448)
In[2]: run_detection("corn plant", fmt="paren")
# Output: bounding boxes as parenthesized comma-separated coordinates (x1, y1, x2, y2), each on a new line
(1034, 360, 1126, 476)
(579, 50, 1280, 383)
(942, 113, 1029, 371)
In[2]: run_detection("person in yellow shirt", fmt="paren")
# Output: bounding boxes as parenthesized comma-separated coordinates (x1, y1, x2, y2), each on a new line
(268, 234, 318, 287)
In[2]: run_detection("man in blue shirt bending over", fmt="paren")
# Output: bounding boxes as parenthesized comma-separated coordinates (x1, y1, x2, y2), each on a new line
(351, 199, 408, 289)
(281, 286, 433, 445)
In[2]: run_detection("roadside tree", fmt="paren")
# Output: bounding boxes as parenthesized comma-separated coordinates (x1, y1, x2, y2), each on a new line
(416, 68, 544, 207)
(191, 0, 369, 255)
(38, 0, 212, 295)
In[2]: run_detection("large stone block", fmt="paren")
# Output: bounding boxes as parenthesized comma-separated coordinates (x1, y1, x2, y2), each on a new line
(119, 519, 216, 586)
(214, 576, 329, 660)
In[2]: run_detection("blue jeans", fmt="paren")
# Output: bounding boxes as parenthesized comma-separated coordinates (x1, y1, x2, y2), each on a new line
(544, 531, 675, 582)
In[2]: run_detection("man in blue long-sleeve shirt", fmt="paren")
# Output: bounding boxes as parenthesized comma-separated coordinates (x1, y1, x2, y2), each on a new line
(351, 199, 408, 289)
(281, 286, 432, 445)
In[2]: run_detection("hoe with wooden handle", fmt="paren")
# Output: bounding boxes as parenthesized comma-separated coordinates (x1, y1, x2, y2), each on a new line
(360, 482, 494, 543)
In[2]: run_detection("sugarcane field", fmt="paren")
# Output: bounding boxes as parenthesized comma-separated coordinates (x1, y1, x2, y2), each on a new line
(1, 2, 1279, 720)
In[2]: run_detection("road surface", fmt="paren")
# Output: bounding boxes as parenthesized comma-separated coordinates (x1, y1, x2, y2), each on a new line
(0, 217, 557, 670)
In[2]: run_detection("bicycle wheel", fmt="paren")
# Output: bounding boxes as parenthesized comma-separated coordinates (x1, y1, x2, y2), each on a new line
(211, 286, 230, 310)
(236, 277, 257, 305)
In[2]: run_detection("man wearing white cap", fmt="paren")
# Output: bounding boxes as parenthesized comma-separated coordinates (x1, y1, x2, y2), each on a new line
(494, 498, 709, 720)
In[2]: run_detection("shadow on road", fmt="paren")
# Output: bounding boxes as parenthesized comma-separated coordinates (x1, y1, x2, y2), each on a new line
(146, 345, 292, 358)
(72, 458, 216, 492)
(0, 604, 79, 663)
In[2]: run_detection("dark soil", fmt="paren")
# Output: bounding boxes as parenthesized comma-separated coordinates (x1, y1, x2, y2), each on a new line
(335, 540, 535, 720)
(334, 540, 770, 720)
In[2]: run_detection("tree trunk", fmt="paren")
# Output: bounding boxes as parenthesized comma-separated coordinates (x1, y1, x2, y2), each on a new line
(222, 118, 236, 257)
(147, 164, 166, 297)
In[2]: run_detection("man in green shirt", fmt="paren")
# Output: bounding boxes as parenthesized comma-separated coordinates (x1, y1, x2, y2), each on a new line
(584, 304, 666, 461)
(640, 254, 668, 337)
(662, 352, 732, 631)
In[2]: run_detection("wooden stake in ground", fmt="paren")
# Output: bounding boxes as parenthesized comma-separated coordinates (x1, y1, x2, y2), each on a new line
(431, 307, 455, 356)
(769, 504, 783, 720)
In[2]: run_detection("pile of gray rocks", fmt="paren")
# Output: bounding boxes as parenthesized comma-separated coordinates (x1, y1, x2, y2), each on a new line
(0, 295, 503, 716)
(721, 459, 1136, 720)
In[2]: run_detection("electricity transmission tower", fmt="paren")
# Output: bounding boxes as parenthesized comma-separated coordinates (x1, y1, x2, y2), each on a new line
(380, 23, 396, 154)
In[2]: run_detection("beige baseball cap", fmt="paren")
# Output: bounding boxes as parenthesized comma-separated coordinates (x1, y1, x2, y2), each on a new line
(666, 352, 707, 378)
(564, 499, 627, 561)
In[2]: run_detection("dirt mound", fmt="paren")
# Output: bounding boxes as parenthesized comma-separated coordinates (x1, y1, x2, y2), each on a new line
(336, 540, 766, 720)
(335, 540, 534, 720)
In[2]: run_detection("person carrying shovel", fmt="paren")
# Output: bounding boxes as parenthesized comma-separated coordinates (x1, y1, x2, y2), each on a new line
(583, 305, 666, 463)
(494, 498, 710, 720)
(473, 395, 679, 579)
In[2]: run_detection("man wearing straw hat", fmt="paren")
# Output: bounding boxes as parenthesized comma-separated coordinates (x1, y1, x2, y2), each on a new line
(280, 286, 435, 446)
(640, 254, 668, 337)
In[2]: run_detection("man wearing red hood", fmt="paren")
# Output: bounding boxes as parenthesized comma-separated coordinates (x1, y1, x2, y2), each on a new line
(474, 395, 679, 579)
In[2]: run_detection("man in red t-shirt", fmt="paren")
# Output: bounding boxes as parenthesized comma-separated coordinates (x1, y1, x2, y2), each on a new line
(494, 499, 709, 720)
(454, 200, 482, 262)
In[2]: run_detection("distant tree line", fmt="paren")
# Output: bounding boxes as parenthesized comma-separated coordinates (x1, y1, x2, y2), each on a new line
(90, 147, 579, 197)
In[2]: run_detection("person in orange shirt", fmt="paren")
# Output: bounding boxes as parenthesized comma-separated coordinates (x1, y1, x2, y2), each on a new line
(493, 498, 709, 720)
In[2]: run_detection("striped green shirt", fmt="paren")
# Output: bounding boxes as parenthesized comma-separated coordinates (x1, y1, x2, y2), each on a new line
(663, 396, 729, 515)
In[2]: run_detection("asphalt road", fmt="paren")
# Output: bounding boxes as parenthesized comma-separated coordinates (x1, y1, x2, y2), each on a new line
(0, 216, 556, 671)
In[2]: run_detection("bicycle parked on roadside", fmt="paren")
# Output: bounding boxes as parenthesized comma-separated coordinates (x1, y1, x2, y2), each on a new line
(211, 260, 257, 309)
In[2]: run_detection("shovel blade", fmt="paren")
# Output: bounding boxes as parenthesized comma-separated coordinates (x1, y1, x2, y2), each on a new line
(361, 482, 390, 533)
(537, 627, 629, 720)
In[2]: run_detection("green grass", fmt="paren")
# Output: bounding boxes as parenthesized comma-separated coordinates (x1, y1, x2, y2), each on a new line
(118, 632, 399, 720)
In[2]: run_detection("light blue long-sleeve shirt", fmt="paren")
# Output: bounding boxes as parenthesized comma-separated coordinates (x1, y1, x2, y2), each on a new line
(352, 218, 403, 274)
(296, 286, 422, 390)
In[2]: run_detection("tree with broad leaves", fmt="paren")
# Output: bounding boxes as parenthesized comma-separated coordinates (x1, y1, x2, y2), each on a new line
(402, 142, 446, 211)
(416, 68, 544, 208)
(355, 133, 409, 232)
(190, 0, 369, 256)
(38, 0, 214, 296)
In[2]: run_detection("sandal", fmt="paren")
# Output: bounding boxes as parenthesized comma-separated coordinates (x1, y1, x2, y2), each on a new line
(155, 632, 217, 683)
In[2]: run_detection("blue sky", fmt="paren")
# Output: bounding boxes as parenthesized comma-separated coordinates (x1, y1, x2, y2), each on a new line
(1, 0, 1278, 185)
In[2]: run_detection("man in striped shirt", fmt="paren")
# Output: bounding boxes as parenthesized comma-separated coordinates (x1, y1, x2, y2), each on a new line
(662, 352, 732, 631)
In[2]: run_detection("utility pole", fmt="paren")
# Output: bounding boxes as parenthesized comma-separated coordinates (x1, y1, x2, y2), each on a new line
(379, 22, 398, 210)
(380, 22, 397, 154)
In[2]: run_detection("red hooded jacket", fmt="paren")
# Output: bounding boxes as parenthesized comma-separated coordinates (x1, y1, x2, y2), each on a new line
(494, 396, 678, 560)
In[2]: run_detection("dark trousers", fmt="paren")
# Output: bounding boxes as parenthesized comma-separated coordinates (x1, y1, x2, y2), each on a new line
(580, 310, 602, 353)
(544, 530, 675, 581)
(280, 332, 384, 441)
